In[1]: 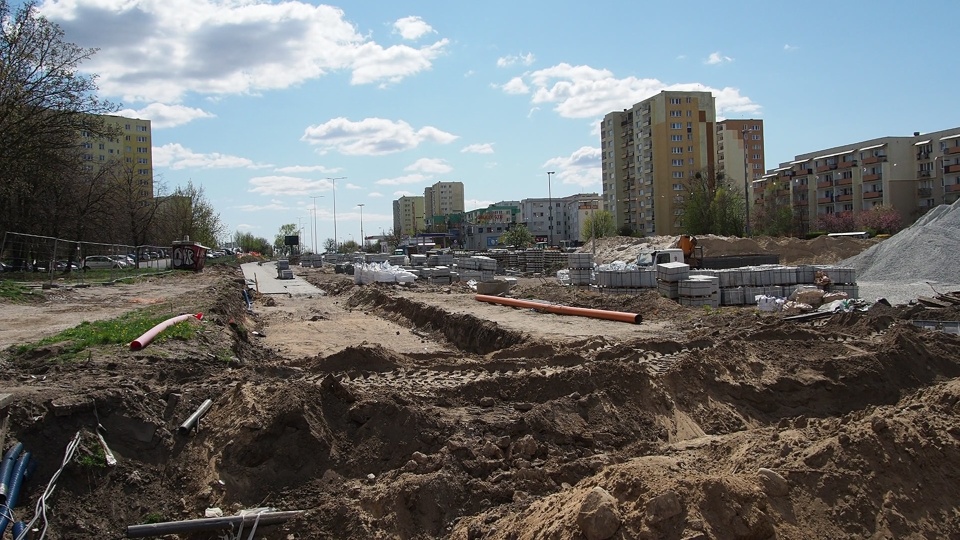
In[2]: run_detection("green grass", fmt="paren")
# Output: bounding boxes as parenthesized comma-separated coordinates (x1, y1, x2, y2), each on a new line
(142, 513, 166, 524)
(0, 280, 34, 302)
(76, 445, 106, 469)
(15, 310, 199, 359)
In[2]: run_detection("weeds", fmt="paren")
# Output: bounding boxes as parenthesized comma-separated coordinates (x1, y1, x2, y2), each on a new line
(0, 280, 35, 302)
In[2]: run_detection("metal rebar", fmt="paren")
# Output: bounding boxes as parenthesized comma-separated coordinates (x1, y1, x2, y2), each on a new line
(177, 399, 213, 436)
(125, 510, 303, 538)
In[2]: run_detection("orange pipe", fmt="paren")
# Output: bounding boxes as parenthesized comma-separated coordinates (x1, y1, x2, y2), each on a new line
(474, 294, 642, 324)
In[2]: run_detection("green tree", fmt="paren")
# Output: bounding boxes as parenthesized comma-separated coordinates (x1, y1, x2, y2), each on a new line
(154, 180, 224, 247)
(0, 0, 118, 239)
(339, 240, 359, 253)
(273, 224, 299, 257)
(683, 171, 745, 236)
(499, 224, 533, 249)
(752, 181, 794, 236)
(323, 237, 337, 253)
(582, 210, 617, 242)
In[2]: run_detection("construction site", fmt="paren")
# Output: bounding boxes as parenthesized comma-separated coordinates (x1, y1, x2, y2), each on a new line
(0, 200, 959, 539)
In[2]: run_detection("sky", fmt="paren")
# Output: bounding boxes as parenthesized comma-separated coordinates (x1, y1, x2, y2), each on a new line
(21, 0, 960, 249)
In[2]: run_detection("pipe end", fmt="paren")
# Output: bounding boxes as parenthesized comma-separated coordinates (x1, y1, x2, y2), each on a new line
(130, 341, 144, 351)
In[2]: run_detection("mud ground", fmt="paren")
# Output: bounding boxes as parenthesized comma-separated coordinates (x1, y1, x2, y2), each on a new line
(0, 259, 959, 539)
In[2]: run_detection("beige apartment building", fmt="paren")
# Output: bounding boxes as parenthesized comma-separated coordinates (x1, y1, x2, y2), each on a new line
(424, 181, 465, 221)
(759, 127, 960, 233)
(392, 195, 425, 238)
(601, 91, 717, 236)
(81, 114, 153, 200)
(717, 119, 766, 201)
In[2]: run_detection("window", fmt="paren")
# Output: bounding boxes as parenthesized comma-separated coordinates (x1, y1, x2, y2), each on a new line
(753, 154, 761, 159)
(671, 134, 682, 141)
(137, 136, 148, 143)
(671, 147, 683, 154)
(686, 97, 692, 103)
(672, 171, 684, 178)
(670, 110, 682, 117)
(137, 125, 148, 132)
(687, 146, 693, 152)
(687, 122, 692, 128)
(670, 97, 681, 105)
(125, 124, 131, 130)
(752, 134, 761, 140)
(672, 183, 685, 190)
(671, 159, 683, 166)
(670, 122, 682, 129)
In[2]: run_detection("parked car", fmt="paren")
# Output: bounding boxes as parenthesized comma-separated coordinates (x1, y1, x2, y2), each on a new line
(55, 260, 81, 272)
(82, 255, 126, 270)
(109, 255, 134, 267)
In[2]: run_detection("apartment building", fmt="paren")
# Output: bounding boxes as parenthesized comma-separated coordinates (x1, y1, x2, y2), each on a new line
(601, 90, 717, 236)
(424, 181, 465, 221)
(717, 119, 766, 201)
(392, 195, 425, 238)
(520, 193, 601, 246)
(765, 127, 960, 233)
(462, 202, 520, 250)
(80, 114, 153, 201)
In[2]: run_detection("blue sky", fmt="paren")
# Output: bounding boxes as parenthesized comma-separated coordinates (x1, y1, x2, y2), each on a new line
(26, 0, 960, 247)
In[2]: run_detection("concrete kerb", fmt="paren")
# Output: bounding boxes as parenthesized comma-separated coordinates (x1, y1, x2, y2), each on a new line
(240, 261, 323, 296)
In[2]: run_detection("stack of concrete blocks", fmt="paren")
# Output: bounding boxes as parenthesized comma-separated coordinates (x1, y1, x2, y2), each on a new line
(276, 259, 294, 279)
(410, 254, 428, 267)
(567, 253, 593, 286)
(457, 256, 497, 283)
(524, 249, 544, 274)
(387, 254, 407, 266)
(596, 267, 656, 294)
(818, 265, 859, 298)
(679, 275, 720, 308)
(365, 253, 389, 263)
(656, 262, 689, 299)
(544, 251, 567, 270)
(506, 251, 519, 271)
(421, 266, 451, 285)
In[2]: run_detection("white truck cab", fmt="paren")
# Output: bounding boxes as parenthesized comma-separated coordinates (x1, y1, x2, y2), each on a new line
(636, 248, 684, 267)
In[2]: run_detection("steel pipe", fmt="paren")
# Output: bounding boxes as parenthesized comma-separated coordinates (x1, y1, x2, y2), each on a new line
(126, 509, 303, 538)
(178, 399, 213, 435)
(475, 294, 642, 324)
(130, 313, 203, 351)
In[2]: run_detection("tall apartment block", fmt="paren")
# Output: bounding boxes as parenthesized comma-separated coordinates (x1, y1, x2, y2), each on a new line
(601, 91, 717, 236)
(392, 195, 425, 237)
(760, 127, 960, 234)
(80, 114, 153, 201)
(520, 193, 601, 245)
(424, 181, 465, 221)
(717, 119, 766, 201)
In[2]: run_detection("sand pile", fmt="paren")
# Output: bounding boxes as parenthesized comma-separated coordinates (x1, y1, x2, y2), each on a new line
(841, 200, 960, 283)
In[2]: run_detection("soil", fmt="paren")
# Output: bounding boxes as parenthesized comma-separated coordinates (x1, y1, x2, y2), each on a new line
(1, 243, 959, 540)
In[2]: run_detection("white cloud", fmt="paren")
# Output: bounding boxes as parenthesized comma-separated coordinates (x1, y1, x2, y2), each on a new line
(465, 199, 494, 211)
(393, 190, 416, 197)
(406, 158, 453, 174)
(376, 174, 429, 186)
(784, 44, 799, 52)
(274, 165, 342, 174)
(500, 76, 530, 95)
(461, 143, 494, 154)
(234, 202, 289, 212)
(153, 143, 271, 170)
(248, 176, 334, 196)
(496, 53, 535, 68)
(344, 183, 364, 190)
(542, 146, 602, 189)
(235, 223, 257, 231)
(368, 192, 384, 198)
(302, 117, 458, 156)
(501, 63, 761, 118)
(393, 16, 434, 40)
(38, 1, 449, 103)
(676, 54, 687, 61)
(705, 52, 733, 65)
(116, 103, 214, 129)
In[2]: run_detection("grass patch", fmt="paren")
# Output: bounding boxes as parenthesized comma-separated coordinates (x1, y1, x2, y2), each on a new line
(15, 310, 199, 359)
(76, 444, 107, 469)
(142, 513, 166, 524)
(0, 280, 35, 302)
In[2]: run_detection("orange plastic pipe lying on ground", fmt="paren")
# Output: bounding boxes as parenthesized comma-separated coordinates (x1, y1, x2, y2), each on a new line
(130, 313, 203, 351)
(474, 294, 642, 324)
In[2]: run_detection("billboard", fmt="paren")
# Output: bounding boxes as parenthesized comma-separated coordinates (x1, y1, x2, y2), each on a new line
(284, 235, 299, 246)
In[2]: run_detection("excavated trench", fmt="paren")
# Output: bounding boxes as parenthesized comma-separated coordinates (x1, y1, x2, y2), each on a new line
(5, 277, 960, 539)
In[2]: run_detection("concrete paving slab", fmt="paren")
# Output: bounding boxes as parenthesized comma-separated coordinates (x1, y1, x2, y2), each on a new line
(240, 261, 324, 295)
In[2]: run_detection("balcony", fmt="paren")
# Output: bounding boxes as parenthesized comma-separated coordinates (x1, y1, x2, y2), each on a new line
(862, 173, 882, 182)
(817, 179, 833, 188)
(948, 184, 960, 193)
(838, 160, 857, 169)
(863, 191, 884, 199)
(836, 194, 853, 202)
(862, 155, 887, 165)
(918, 187, 933, 197)
(918, 170, 931, 178)
(817, 196, 834, 204)
(836, 177, 852, 186)
(946, 164, 960, 173)
(947, 146, 960, 155)
(816, 164, 835, 173)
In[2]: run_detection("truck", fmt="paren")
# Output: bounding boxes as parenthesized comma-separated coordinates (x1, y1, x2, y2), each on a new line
(636, 246, 779, 270)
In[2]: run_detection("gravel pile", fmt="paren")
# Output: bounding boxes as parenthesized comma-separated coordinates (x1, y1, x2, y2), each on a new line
(842, 199, 960, 304)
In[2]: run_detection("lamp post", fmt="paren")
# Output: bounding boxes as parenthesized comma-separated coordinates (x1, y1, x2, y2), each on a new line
(742, 128, 752, 236)
(309, 195, 323, 254)
(934, 154, 945, 204)
(326, 177, 346, 250)
(546, 171, 555, 247)
(357, 203, 365, 251)
(297, 216, 305, 256)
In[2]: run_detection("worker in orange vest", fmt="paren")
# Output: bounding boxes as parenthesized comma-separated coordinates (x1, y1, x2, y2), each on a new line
(678, 235, 698, 265)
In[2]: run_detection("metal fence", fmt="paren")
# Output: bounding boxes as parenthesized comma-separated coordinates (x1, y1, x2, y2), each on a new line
(1, 232, 171, 286)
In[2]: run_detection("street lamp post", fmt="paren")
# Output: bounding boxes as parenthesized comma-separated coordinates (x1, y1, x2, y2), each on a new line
(546, 171, 555, 247)
(309, 195, 323, 254)
(357, 203, 365, 251)
(934, 154, 946, 204)
(326, 177, 346, 250)
(742, 128, 752, 236)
